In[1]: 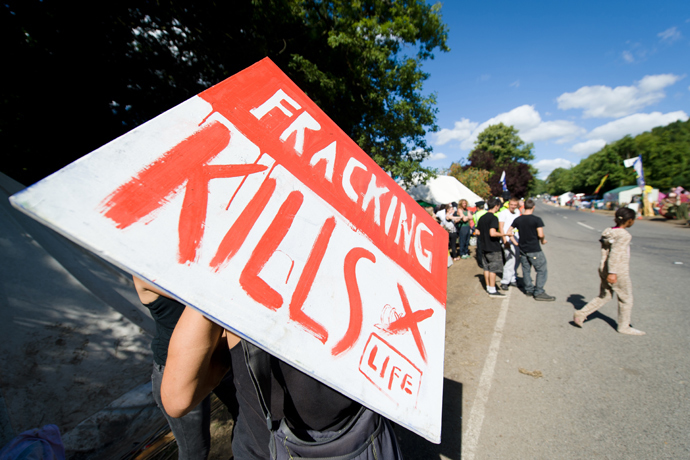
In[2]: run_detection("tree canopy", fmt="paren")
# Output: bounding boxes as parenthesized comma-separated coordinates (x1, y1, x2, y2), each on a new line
(448, 163, 491, 199)
(1, 0, 449, 186)
(473, 122, 535, 164)
(546, 119, 690, 196)
(451, 123, 535, 198)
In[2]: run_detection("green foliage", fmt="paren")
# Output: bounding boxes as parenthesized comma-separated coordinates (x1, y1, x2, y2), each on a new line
(545, 119, 690, 195)
(473, 123, 535, 164)
(1, 0, 449, 186)
(467, 124, 534, 197)
(545, 168, 575, 196)
(527, 177, 547, 197)
(448, 163, 492, 198)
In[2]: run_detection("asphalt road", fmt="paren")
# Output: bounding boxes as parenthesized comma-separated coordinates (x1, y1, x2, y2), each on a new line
(397, 204, 690, 459)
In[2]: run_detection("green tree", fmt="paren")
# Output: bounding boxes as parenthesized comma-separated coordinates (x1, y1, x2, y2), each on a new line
(1, 0, 449, 186)
(545, 167, 574, 196)
(473, 123, 535, 164)
(527, 178, 547, 197)
(547, 120, 690, 196)
(448, 163, 491, 198)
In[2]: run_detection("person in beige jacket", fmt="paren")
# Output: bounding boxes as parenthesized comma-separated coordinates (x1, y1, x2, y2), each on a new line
(574, 207, 645, 335)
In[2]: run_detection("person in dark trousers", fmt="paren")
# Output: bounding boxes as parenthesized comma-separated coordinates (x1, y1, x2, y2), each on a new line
(473, 201, 487, 268)
(508, 199, 555, 301)
(132, 277, 238, 460)
(477, 198, 510, 298)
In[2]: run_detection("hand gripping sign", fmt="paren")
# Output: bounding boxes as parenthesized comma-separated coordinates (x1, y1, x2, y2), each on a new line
(10, 58, 448, 442)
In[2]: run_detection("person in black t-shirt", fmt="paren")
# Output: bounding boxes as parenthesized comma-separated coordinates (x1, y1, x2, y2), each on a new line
(508, 199, 555, 301)
(477, 198, 510, 298)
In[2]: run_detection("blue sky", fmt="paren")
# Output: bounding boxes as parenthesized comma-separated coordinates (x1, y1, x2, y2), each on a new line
(419, 0, 690, 179)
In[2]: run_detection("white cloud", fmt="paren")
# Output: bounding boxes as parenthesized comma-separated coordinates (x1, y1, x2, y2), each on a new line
(570, 139, 607, 156)
(622, 50, 635, 63)
(587, 111, 688, 142)
(427, 152, 447, 161)
(658, 26, 681, 43)
(459, 105, 584, 149)
(522, 120, 585, 143)
(436, 105, 584, 149)
(435, 118, 478, 145)
(533, 158, 575, 180)
(510, 80, 520, 88)
(557, 74, 683, 118)
(479, 74, 491, 81)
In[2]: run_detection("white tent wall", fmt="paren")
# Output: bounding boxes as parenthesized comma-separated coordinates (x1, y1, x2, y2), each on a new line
(619, 187, 659, 204)
(406, 175, 483, 207)
(558, 192, 574, 206)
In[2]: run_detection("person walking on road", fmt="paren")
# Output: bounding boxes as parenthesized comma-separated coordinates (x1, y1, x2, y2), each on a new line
(509, 199, 555, 301)
(573, 207, 645, 335)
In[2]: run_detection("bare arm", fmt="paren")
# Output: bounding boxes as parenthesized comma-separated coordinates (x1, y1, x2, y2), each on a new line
(161, 307, 240, 417)
(132, 276, 169, 304)
(498, 222, 506, 244)
(537, 227, 547, 245)
(489, 228, 506, 238)
(506, 226, 518, 246)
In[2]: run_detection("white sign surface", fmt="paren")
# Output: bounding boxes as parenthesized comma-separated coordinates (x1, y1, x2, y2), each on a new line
(10, 58, 448, 442)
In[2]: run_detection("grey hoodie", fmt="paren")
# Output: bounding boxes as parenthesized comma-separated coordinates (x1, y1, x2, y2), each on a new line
(598, 227, 631, 275)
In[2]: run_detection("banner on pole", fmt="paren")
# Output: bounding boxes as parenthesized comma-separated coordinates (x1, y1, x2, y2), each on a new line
(10, 58, 447, 442)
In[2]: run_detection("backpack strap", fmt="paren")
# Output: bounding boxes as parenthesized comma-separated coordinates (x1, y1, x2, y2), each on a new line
(241, 339, 277, 459)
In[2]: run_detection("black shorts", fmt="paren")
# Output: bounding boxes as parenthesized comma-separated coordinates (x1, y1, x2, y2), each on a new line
(482, 251, 503, 273)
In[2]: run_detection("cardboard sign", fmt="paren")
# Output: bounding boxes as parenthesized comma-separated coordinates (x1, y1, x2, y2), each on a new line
(10, 58, 447, 442)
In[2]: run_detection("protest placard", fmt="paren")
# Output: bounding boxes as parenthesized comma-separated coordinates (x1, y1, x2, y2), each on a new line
(10, 58, 448, 442)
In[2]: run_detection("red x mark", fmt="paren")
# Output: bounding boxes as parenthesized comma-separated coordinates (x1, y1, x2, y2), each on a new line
(385, 283, 433, 363)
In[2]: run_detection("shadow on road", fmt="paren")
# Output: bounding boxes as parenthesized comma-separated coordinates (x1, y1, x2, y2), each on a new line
(567, 294, 617, 330)
(394, 378, 463, 459)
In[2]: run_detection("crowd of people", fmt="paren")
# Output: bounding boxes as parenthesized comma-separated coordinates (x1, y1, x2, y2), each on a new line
(430, 195, 556, 302)
(431, 195, 646, 337)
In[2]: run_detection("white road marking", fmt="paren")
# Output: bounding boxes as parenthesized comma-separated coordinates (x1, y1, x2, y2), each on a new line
(462, 290, 511, 460)
(577, 222, 594, 230)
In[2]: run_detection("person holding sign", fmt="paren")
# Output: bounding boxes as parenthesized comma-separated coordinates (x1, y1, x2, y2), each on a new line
(161, 307, 403, 459)
(132, 277, 238, 460)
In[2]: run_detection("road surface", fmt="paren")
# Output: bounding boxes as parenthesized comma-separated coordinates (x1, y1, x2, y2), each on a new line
(396, 204, 690, 459)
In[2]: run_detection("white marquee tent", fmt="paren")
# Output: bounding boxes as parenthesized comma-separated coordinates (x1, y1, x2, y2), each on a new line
(406, 175, 483, 207)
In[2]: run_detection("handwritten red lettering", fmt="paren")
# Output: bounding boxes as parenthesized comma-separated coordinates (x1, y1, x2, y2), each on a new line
(101, 121, 266, 263)
(359, 333, 422, 404)
(200, 61, 447, 305)
(332, 248, 376, 356)
(239, 190, 304, 310)
(210, 177, 276, 271)
(288, 217, 336, 343)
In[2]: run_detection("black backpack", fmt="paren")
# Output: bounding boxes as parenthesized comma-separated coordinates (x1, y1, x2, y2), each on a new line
(241, 341, 403, 459)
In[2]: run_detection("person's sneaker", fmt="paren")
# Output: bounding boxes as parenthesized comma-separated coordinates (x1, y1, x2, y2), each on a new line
(534, 293, 556, 301)
(488, 290, 506, 298)
(461, 254, 470, 259)
(510, 281, 518, 287)
(524, 291, 534, 297)
(500, 283, 510, 290)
